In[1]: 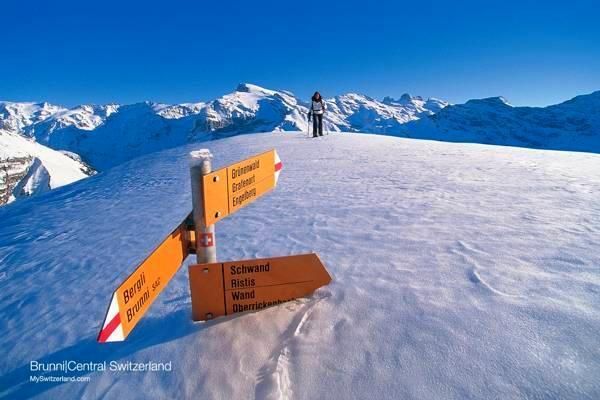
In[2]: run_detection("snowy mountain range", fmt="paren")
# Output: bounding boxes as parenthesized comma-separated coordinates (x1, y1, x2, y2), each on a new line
(400, 93, 600, 152)
(1, 83, 599, 205)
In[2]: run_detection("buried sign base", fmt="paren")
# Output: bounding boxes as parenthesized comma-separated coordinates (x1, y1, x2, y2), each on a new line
(188, 253, 331, 321)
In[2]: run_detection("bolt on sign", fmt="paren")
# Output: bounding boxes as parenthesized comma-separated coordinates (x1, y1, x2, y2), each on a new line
(188, 253, 332, 321)
(202, 149, 282, 225)
(97, 217, 193, 343)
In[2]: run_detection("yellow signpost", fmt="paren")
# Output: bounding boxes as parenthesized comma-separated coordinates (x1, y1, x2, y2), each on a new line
(98, 148, 331, 343)
(202, 149, 282, 225)
(97, 217, 193, 342)
(188, 253, 332, 321)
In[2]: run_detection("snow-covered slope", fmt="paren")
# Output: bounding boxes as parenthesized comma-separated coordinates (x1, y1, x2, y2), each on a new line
(29, 102, 188, 171)
(27, 104, 120, 142)
(402, 91, 600, 153)
(0, 130, 94, 205)
(0, 102, 66, 134)
(153, 102, 205, 120)
(1, 133, 598, 399)
(324, 92, 447, 133)
(383, 93, 448, 114)
(192, 83, 309, 135)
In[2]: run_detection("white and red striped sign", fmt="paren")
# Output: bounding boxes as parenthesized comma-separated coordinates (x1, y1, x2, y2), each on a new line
(97, 293, 125, 342)
(274, 150, 282, 185)
(97, 220, 190, 343)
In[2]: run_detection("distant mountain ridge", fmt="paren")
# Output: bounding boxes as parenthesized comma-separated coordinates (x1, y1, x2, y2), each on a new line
(399, 91, 600, 153)
(1, 83, 599, 205)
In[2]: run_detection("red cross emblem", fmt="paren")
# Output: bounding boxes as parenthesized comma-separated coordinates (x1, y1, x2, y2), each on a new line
(198, 233, 214, 247)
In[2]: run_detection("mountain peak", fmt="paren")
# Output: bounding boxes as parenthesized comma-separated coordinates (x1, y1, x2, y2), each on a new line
(382, 93, 425, 105)
(399, 93, 412, 102)
(236, 83, 272, 94)
(465, 96, 511, 107)
(342, 92, 372, 101)
(556, 90, 600, 110)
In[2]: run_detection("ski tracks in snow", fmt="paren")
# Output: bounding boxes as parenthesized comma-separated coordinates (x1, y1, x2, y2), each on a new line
(254, 294, 328, 400)
(452, 240, 523, 299)
(466, 267, 522, 298)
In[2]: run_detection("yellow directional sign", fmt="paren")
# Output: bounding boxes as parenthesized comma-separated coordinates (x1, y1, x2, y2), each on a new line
(201, 149, 282, 225)
(97, 216, 193, 342)
(188, 253, 331, 321)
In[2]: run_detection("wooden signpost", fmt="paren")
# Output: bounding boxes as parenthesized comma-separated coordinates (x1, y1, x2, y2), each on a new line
(98, 148, 331, 343)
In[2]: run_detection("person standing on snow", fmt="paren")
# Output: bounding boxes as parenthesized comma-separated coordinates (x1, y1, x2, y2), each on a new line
(308, 91, 326, 137)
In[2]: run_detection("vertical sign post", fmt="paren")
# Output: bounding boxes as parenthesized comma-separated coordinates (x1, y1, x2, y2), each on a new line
(189, 150, 217, 264)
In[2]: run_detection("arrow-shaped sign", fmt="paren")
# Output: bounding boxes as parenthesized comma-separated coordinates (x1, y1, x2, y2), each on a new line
(201, 149, 282, 226)
(188, 253, 331, 321)
(97, 216, 193, 342)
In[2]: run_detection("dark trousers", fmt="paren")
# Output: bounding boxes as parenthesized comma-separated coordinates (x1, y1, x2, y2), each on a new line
(312, 113, 323, 137)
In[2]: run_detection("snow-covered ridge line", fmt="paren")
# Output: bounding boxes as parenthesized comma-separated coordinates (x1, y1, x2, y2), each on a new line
(0, 130, 94, 205)
(1, 83, 450, 174)
(399, 90, 600, 153)
(1, 84, 446, 136)
(1, 84, 599, 206)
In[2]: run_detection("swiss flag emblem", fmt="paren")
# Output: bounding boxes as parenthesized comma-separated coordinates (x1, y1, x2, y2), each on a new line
(199, 233, 214, 247)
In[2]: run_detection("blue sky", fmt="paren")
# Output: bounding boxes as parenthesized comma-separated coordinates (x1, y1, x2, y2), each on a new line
(2, 0, 599, 107)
